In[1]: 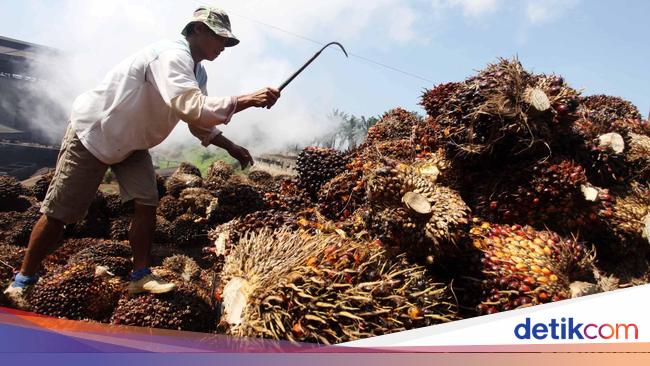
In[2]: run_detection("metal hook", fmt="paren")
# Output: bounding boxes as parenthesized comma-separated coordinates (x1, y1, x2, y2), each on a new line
(278, 41, 348, 91)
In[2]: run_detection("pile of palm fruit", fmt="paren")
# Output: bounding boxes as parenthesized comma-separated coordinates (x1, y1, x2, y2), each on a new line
(0, 57, 648, 344)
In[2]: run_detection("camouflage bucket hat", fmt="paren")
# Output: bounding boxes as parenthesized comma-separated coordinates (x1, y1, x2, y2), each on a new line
(182, 6, 240, 47)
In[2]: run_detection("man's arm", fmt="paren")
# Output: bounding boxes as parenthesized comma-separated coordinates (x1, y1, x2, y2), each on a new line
(234, 88, 281, 112)
(210, 133, 254, 169)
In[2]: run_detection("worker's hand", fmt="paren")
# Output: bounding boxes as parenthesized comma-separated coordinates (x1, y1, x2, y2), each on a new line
(227, 144, 254, 169)
(234, 88, 281, 113)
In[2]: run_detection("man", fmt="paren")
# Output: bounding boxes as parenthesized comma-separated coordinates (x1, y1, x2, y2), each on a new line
(4, 6, 280, 306)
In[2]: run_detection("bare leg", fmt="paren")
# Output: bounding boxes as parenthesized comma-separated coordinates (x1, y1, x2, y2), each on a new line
(129, 202, 156, 270)
(20, 215, 65, 276)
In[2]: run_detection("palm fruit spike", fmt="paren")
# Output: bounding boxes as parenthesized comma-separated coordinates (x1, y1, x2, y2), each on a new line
(589, 182, 650, 261)
(162, 255, 202, 282)
(209, 184, 267, 224)
(67, 241, 133, 277)
(31, 170, 55, 201)
(360, 108, 421, 147)
(468, 222, 594, 315)
(26, 261, 124, 321)
(471, 157, 591, 230)
(296, 146, 349, 201)
(626, 132, 650, 182)
(165, 172, 203, 198)
(218, 229, 457, 344)
(110, 281, 216, 332)
(411, 148, 463, 189)
(364, 160, 470, 262)
(0, 245, 25, 286)
(0, 175, 26, 211)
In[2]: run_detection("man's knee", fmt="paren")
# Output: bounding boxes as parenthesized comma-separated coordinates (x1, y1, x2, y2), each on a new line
(39, 214, 65, 230)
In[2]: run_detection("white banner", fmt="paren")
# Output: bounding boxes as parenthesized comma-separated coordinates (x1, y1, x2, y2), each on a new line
(343, 284, 649, 347)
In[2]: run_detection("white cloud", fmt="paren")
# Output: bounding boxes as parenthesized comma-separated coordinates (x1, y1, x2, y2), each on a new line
(389, 7, 418, 42)
(525, 0, 580, 25)
(432, 0, 504, 18)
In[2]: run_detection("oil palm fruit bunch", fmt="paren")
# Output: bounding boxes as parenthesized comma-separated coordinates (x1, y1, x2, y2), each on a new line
(42, 238, 102, 272)
(162, 255, 203, 283)
(411, 116, 440, 153)
(176, 162, 202, 177)
(157, 195, 186, 221)
(109, 216, 131, 241)
(179, 187, 218, 218)
(360, 139, 418, 164)
(569, 117, 649, 186)
(104, 193, 133, 218)
(411, 148, 464, 189)
(68, 241, 133, 277)
(568, 95, 647, 185)
(364, 160, 470, 263)
(26, 261, 124, 321)
(170, 213, 208, 247)
(579, 95, 642, 126)
(209, 184, 267, 224)
(420, 82, 463, 119)
(0, 175, 26, 210)
(165, 170, 203, 198)
(1, 204, 40, 246)
(471, 158, 591, 229)
(586, 182, 650, 259)
(422, 59, 578, 161)
(468, 222, 594, 315)
(204, 160, 234, 191)
(110, 281, 216, 332)
(296, 146, 349, 200)
(217, 229, 457, 344)
(361, 108, 421, 147)
(264, 177, 312, 212)
(318, 168, 366, 221)
(226, 209, 299, 243)
(248, 170, 273, 187)
(31, 170, 55, 201)
(64, 192, 111, 238)
(154, 215, 173, 244)
(155, 174, 167, 198)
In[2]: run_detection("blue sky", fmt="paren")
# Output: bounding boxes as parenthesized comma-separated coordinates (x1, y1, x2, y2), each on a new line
(0, 0, 648, 151)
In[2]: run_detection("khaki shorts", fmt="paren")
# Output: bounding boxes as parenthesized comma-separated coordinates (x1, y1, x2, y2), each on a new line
(41, 124, 158, 224)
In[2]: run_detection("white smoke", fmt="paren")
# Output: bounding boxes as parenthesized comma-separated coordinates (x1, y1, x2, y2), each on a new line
(5, 0, 426, 155)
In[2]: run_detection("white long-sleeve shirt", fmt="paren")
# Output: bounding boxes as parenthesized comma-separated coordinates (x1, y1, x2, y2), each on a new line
(70, 38, 236, 165)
